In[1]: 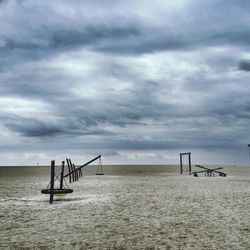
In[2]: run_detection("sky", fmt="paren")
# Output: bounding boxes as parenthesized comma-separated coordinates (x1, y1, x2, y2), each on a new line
(1, 0, 250, 166)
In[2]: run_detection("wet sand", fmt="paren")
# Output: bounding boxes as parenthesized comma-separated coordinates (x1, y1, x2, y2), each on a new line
(0, 165, 249, 249)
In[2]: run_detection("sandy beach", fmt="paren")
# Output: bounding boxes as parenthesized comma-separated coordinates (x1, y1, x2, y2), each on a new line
(0, 165, 249, 249)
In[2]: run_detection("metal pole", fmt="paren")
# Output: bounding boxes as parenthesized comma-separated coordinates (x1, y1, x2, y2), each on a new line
(50, 160, 55, 204)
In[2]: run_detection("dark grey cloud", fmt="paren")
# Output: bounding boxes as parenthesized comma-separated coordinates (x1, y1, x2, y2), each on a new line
(208, 30, 250, 48)
(51, 26, 140, 49)
(0, 25, 141, 53)
(238, 60, 250, 71)
(3, 114, 114, 139)
(0, 0, 250, 93)
(0, 0, 249, 58)
(4, 117, 64, 137)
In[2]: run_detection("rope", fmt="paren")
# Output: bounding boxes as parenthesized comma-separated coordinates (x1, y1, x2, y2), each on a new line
(46, 165, 64, 189)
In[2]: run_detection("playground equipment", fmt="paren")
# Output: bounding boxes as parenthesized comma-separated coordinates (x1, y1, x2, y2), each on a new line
(41, 155, 103, 204)
(41, 160, 73, 203)
(64, 155, 103, 182)
(193, 164, 227, 177)
(179, 152, 192, 175)
(95, 158, 104, 175)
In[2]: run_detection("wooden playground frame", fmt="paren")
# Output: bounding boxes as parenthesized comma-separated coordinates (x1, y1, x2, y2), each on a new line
(180, 152, 192, 175)
(41, 155, 103, 204)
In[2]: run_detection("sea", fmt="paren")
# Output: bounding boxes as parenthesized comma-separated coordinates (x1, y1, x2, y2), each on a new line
(0, 165, 249, 250)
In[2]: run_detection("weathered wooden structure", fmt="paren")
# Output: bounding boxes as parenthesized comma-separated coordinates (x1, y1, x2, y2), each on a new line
(41, 155, 103, 204)
(193, 164, 227, 177)
(180, 152, 192, 175)
(41, 160, 73, 204)
(64, 155, 103, 181)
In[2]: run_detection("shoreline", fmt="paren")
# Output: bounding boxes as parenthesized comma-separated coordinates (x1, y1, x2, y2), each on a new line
(0, 164, 249, 168)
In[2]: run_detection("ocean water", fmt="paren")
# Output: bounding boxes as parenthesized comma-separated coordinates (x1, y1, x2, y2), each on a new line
(0, 165, 249, 250)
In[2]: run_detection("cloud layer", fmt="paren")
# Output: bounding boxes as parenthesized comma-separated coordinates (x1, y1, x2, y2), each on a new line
(1, 0, 250, 165)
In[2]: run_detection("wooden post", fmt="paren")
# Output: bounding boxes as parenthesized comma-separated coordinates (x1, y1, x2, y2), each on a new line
(60, 161, 65, 190)
(71, 161, 75, 182)
(69, 159, 78, 181)
(180, 154, 183, 174)
(50, 160, 55, 204)
(66, 158, 72, 183)
(188, 153, 191, 175)
(73, 163, 78, 180)
(79, 168, 83, 177)
(180, 152, 192, 174)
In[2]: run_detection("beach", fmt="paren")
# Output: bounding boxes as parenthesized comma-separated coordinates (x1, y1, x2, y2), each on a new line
(0, 165, 249, 249)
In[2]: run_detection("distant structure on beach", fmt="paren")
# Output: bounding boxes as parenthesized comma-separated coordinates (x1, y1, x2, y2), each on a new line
(193, 165, 226, 177)
(179, 152, 227, 177)
(179, 152, 192, 175)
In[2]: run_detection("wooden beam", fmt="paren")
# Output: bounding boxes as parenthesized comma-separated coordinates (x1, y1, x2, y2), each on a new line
(64, 155, 101, 178)
(188, 153, 191, 175)
(50, 160, 55, 204)
(66, 158, 72, 183)
(180, 154, 183, 174)
(60, 161, 65, 190)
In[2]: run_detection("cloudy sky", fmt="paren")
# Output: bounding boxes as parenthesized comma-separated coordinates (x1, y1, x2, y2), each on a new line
(1, 0, 250, 166)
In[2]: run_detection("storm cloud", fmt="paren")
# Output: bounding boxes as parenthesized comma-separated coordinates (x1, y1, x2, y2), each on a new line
(238, 60, 250, 71)
(1, 0, 250, 165)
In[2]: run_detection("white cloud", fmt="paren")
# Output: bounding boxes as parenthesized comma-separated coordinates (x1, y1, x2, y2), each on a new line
(0, 97, 51, 117)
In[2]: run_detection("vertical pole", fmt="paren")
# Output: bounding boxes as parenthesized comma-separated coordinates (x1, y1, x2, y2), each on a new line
(188, 153, 191, 175)
(73, 163, 78, 180)
(60, 161, 65, 190)
(69, 159, 75, 182)
(66, 158, 72, 183)
(180, 154, 183, 174)
(50, 160, 55, 204)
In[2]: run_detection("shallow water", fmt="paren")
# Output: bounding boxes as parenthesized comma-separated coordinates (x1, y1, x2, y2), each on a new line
(0, 165, 249, 249)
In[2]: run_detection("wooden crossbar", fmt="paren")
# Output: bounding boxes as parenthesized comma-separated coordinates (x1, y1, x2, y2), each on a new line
(64, 155, 101, 178)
